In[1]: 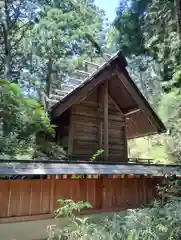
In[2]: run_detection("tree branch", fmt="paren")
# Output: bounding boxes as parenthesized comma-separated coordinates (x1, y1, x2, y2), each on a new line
(11, 24, 30, 48)
(9, 1, 23, 30)
(10, 21, 27, 39)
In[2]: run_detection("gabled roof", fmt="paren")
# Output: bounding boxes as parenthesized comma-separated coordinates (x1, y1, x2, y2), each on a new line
(50, 51, 166, 139)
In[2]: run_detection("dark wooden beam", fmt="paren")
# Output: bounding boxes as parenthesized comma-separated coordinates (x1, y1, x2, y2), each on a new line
(68, 112, 74, 157)
(108, 94, 124, 117)
(98, 85, 103, 148)
(104, 80, 109, 160)
(116, 67, 160, 131)
(123, 125, 128, 159)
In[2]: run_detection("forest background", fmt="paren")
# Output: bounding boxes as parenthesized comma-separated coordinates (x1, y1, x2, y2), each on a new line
(1, 0, 181, 163)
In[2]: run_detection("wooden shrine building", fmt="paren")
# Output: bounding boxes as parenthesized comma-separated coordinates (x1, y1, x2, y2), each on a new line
(0, 51, 179, 231)
(50, 51, 166, 161)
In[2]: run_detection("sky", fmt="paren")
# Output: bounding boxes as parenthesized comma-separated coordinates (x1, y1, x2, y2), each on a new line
(95, 0, 120, 23)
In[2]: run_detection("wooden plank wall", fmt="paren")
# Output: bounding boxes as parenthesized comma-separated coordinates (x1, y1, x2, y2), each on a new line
(107, 96, 127, 160)
(0, 180, 51, 219)
(69, 86, 127, 161)
(70, 90, 99, 159)
(0, 176, 163, 223)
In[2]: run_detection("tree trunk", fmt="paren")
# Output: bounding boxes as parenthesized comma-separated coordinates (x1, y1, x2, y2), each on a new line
(176, 0, 181, 38)
(46, 58, 58, 97)
(139, 66, 148, 100)
(46, 58, 53, 98)
(3, 0, 11, 80)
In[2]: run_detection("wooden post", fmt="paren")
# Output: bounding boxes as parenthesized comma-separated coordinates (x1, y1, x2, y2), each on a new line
(7, 181, 11, 217)
(98, 85, 103, 149)
(29, 183, 33, 215)
(68, 114, 74, 158)
(104, 80, 109, 160)
(99, 122, 103, 148)
(123, 125, 128, 160)
(50, 175, 55, 213)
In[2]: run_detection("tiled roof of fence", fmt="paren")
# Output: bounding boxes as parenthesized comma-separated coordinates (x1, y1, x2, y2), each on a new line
(0, 161, 180, 176)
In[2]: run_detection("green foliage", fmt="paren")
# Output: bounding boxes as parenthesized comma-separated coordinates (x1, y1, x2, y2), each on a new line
(46, 181, 181, 239)
(18, 0, 107, 97)
(112, 0, 181, 163)
(128, 137, 168, 164)
(55, 199, 92, 219)
(114, 0, 181, 92)
(46, 181, 181, 240)
(158, 91, 181, 162)
(89, 149, 104, 162)
(128, 90, 181, 164)
(0, 0, 108, 100)
(0, 79, 65, 159)
(157, 180, 181, 205)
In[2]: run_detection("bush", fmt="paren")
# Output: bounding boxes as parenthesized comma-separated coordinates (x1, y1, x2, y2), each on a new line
(0, 79, 66, 160)
(46, 181, 181, 240)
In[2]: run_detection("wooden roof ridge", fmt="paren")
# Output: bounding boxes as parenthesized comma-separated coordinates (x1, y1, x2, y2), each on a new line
(49, 51, 166, 137)
(46, 53, 113, 108)
(50, 51, 124, 113)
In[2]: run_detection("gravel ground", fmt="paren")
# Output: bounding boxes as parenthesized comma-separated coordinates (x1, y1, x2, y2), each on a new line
(0, 211, 123, 240)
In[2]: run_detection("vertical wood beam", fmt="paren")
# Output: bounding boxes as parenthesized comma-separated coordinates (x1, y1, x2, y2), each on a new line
(7, 181, 11, 217)
(123, 125, 128, 160)
(104, 80, 109, 160)
(99, 122, 103, 148)
(29, 183, 32, 215)
(56, 127, 60, 145)
(98, 85, 103, 149)
(39, 179, 43, 213)
(50, 175, 55, 213)
(68, 111, 74, 158)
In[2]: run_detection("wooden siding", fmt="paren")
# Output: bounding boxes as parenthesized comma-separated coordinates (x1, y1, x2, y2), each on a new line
(0, 176, 162, 223)
(66, 86, 128, 161)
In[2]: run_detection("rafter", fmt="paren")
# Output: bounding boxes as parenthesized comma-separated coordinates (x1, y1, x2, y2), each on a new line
(75, 70, 90, 76)
(124, 108, 141, 116)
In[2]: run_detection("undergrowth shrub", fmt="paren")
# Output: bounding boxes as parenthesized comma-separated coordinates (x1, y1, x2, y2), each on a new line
(47, 180, 181, 240)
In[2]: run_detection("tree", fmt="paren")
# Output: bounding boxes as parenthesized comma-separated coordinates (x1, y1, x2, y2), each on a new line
(112, 0, 163, 106)
(115, 0, 181, 92)
(176, 0, 181, 37)
(158, 90, 181, 163)
(0, 79, 65, 159)
(12, 0, 107, 101)
(0, 0, 108, 159)
(113, 0, 181, 163)
(0, 0, 107, 101)
(114, 0, 150, 56)
(0, 0, 40, 81)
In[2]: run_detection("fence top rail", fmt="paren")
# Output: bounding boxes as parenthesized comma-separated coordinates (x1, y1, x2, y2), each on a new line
(0, 161, 180, 176)
(0, 158, 178, 167)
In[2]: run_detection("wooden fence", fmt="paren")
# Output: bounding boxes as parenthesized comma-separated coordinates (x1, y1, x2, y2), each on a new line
(0, 176, 163, 223)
